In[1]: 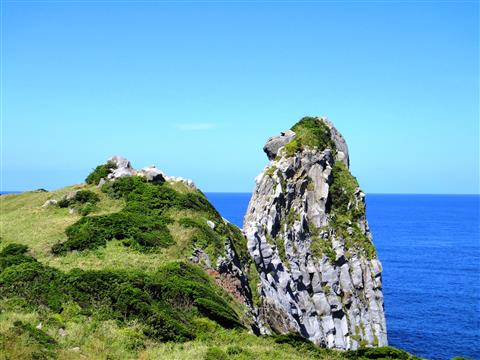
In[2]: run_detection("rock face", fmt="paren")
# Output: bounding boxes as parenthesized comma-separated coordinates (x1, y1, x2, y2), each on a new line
(244, 117, 387, 350)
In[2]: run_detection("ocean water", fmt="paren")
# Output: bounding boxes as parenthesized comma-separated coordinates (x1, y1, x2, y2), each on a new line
(205, 193, 480, 360)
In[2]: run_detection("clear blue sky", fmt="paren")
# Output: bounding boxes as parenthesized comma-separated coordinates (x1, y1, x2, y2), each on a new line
(3, 1, 479, 193)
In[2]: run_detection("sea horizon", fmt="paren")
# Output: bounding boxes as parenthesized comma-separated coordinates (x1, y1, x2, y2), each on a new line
(2, 191, 479, 196)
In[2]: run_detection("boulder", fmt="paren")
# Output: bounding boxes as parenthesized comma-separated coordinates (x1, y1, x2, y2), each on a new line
(139, 166, 165, 183)
(42, 199, 57, 208)
(107, 155, 136, 179)
(263, 130, 296, 160)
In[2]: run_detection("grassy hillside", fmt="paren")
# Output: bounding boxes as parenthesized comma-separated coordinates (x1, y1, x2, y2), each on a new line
(0, 168, 419, 360)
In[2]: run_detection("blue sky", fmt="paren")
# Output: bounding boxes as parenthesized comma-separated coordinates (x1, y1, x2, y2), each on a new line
(3, 1, 479, 193)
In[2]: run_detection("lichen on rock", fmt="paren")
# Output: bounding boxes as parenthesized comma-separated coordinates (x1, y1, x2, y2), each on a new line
(244, 116, 387, 350)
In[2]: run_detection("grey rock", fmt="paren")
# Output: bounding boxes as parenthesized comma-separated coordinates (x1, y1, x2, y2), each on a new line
(206, 220, 215, 229)
(42, 199, 57, 208)
(108, 155, 132, 169)
(97, 178, 106, 188)
(138, 166, 165, 183)
(66, 191, 78, 201)
(108, 155, 136, 179)
(243, 117, 387, 349)
(263, 130, 296, 160)
(322, 117, 350, 167)
(190, 248, 212, 269)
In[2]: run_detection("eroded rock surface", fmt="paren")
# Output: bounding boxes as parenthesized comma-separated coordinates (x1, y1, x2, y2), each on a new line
(244, 116, 387, 349)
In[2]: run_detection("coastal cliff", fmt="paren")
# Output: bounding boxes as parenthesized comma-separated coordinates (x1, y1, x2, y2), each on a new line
(244, 117, 387, 349)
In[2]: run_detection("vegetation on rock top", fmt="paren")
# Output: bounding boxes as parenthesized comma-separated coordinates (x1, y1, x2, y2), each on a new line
(283, 117, 336, 156)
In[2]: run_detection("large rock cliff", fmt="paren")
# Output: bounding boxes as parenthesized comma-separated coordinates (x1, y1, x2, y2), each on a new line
(244, 117, 387, 350)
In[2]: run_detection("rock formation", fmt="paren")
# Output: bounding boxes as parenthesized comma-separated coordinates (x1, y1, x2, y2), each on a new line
(244, 116, 387, 350)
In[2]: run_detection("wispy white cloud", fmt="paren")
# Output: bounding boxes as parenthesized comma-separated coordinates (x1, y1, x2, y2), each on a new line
(175, 123, 216, 131)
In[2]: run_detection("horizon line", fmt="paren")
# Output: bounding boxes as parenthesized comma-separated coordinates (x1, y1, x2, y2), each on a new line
(1, 190, 479, 196)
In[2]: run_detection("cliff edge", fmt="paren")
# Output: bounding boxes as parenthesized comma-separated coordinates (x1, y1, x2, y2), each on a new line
(244, 116, 387, 350)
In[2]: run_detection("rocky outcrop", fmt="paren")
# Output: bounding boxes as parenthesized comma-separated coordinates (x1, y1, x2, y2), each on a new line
(244, 116, 387, 350)
(107, 155, 136, 179)
(101, 155, 196, 189)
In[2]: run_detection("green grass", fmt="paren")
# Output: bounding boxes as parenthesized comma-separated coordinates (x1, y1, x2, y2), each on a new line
(0, 184, 125, 267)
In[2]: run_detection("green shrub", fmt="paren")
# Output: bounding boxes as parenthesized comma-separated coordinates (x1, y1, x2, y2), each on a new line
(52, 212, 173, 254)
(273, 333, 331, 357)
(74, 190, 100, 204)
(57, 190, 100, 210)
(0, 252, 37, 272)
(0, 247, 242, 343)
(85, 161, 116, 185)
(101, 176, 148, 200)
(53, 175, 237, 254)
(345, 346, 421, 359)
(57, 197, 71, 208)
(283, 117, 336, 156)
(0, 243, 29, 256)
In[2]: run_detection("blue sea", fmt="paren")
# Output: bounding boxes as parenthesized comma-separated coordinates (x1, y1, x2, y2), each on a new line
(2, 191, 478, 359)
(205, 193, 480, 360)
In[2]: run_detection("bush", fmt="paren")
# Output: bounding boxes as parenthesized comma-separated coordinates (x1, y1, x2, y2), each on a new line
(53, 175, 229, 254)
(273, 333, 329, 357)
(74, 190, 100, 204)
(52, 212, 173, 254)
(0, 243, 36, 272)
(0, 247, 242, 344)
(0, 243, 29, 256)
(57, 190, 100, 210)
(345, 346, 421, 359)
(85, 161, 116, 185)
